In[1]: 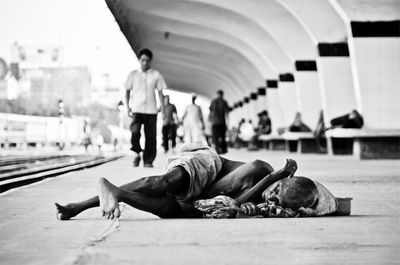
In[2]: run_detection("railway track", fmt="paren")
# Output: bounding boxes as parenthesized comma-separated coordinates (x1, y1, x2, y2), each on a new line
(0, 153, 124, 194)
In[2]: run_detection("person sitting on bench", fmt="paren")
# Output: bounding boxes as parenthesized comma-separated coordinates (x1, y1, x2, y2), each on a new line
(247, 110, 272, 151)
(328, 109, 364, 129)
(278, 112, 311, 134)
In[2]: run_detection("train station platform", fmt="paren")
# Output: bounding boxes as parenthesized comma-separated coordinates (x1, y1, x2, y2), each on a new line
(0, 148, 399, 265)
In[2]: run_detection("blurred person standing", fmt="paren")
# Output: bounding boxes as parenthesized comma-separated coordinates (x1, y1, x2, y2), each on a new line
(182, 94, 207, 144)
(209, 90, 230, 154)
(125, 48, 166, 168)
(162, 95, 178, 154)
(82, 119, 92, 152)
(96, 134, 104, 153)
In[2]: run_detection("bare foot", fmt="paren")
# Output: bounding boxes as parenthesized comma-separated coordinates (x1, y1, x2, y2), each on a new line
(55, 203, 78, 220)
(97, 177, 121, 219)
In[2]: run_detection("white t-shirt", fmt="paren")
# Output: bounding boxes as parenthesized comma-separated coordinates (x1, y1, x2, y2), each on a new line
(183, 104, 203, 128)
(125, 68, 166, 114)
(240, 122, 255, 141)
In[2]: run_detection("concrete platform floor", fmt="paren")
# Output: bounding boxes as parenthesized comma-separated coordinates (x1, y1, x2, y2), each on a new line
(0, 149, 399, 265)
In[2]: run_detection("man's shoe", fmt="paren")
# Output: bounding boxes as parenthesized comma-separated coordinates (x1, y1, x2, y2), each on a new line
(133, 155, 141, 167)
(143, 163, 153, 168)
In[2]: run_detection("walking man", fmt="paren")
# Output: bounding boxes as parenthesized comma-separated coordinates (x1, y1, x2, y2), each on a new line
(209, 90, 230, 154)
(126, 48, 166, 167)
(182, 94, 206, 144)
(162, 95, 178, 153)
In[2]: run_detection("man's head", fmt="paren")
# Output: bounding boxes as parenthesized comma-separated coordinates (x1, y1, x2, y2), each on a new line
(293, 112, 303, 126)
(138, 48, 153, 71)
(263, 177, 318, 210)
(192, 93, 197, 104)
(350, 109, 360, 119)
(217, 89, 224, 98)
(163, 95, 170, 105)
(259, 110, 269, 119)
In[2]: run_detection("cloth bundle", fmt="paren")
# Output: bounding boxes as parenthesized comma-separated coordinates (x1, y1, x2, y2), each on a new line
(194, 195, 298, 219)
(252, 202, 298, 218)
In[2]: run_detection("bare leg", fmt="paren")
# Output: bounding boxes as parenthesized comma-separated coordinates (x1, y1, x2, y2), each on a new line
(55, 167, 189, 220)
(98, 177, 183, 219)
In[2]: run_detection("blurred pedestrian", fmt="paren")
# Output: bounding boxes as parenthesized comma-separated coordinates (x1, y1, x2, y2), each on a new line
(228, 118, 244, 149)
(209, 89, 230, 154)
(82, 119, 92, 152)
(255, 110, 272, 136)
(83, 133, 91, 152)
(162, 95, 178, 154)
(113, 138, 119, 152)
(182, 94, 207, 144)
(96, 134, 104, 152)
(239, 119, 255, 143)
(248, 110, 272, 150)
(125, 48, 166, 167)
(176, 121, 185, 143)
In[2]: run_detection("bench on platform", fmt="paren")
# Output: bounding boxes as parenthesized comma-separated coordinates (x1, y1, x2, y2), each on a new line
(325, 128, 400, 159)
(281, 132, 326, 154)
(258, 134, 286, 150)
(259, 132, 326, 154)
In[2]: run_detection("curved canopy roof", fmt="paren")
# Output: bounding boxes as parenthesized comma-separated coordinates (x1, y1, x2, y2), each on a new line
(106, 0, 399, 102)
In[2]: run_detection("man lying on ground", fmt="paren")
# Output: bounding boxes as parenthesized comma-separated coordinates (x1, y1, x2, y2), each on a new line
(55, 143, 338, 220)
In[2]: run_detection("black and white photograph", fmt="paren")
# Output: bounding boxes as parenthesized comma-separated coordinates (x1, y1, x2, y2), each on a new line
(0, 0, 399, 264)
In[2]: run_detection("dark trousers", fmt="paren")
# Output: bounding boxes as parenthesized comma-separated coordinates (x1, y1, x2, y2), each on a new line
(130, 113, 157, 164)
(162, 124, 177, 151)
(212, 124, 227, 154)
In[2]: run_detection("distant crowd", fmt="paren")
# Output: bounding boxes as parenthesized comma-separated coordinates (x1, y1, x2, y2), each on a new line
(87, 47, 365, 166)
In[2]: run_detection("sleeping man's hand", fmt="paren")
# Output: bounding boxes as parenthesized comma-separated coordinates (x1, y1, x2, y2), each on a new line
(240, 202, 258, 216)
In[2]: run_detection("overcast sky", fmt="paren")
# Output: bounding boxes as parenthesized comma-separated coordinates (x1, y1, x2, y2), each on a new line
(0, 0, 210, 114)
(0, 0, 139, 87)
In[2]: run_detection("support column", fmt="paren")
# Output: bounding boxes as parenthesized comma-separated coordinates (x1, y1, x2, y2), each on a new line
(348, 21, 400, 129)
(230, 103, 237, 128)
(231, 102, 242, 128)
(257, 87, 267, 114)
(243, 97, 251, 122)
(236, 101, 244, 125)
(294, 60, 322, 129)
(266, 80, 285, 133)
(317, 43, 357, 124)
(250, 92, 259, 124)
(278, 73, 298, 126)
